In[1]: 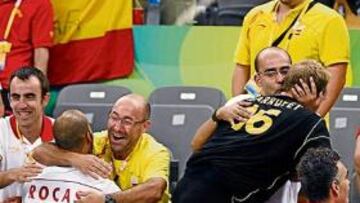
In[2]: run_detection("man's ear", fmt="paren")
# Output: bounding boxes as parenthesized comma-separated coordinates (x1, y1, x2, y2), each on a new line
(42, 92, 50, 108)
(142, 120, 151, 132)
(330, 181, 340, 197)
(254, 74, 261, 87)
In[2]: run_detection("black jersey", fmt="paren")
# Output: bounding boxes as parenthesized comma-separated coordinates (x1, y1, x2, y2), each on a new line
(186, 95, 331, 202)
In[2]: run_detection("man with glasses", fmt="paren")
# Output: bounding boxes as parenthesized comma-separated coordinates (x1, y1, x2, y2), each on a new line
(192, 47, 317, 153)
(232, 0, 349, 118)
(33, 93, 170, 203)
(173, 60, 331, 203)
(297, 147, 350, 203)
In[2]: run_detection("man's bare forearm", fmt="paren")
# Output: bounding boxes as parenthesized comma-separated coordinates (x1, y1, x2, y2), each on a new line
(0, 170, 18, 188)
(316, 63, 346, 117)
(232, 64, 250, 96)
(34, 47, 49, 75)
(32, 143, 77, 166)
(354, 137, 360, 177)
(191, 119, 217, 151)
(112, 178, 167, 203)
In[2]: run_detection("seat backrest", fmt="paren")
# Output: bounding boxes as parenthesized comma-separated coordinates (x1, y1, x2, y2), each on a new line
(56, 84, 131, 105)
(217, 0, 268, 9)
(149, 86, 226, 110)
(215, 0, 268, 25)
(330, 87, 360, 171)
(54, 84, 131, 131)
(149, 104, 213, 177)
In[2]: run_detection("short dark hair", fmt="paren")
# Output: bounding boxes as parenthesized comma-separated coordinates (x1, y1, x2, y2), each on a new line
(297, 147, 340, 201)
(9, 66, 49, 96)
(254, 47, 292, 72)
(53, 110, 90, 151)
(282, 60, 330, 96)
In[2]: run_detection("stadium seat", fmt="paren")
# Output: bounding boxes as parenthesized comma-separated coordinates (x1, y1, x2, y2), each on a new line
(149, 86, 226, 111)
(53, 84, 131, 131)
(149, 104, 213, 179)
(329, 87, 360, 171)
(214, 0, 268, 25)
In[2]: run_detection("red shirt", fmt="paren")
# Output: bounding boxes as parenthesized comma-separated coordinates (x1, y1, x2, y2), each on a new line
(0, 0, 53, 89)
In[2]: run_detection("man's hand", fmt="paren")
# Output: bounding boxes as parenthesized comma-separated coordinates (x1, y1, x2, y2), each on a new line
(71, 154, 112, 179)
(217, 101, 253, 124)
(75, 190, 105, 203)
(4, 196, 22, 203)
(292, 77, 321, 112)
(9, 163, 43, 183)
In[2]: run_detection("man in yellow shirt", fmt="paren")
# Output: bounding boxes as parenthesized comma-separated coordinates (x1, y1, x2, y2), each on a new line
(232, 0, 350, 117)
(33, 94, 170, 203)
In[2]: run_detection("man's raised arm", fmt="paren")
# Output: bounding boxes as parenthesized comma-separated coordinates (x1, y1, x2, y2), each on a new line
(32, 143, 111, 178)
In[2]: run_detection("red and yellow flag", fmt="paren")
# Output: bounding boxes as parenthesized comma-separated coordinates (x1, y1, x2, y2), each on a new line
(48, 0, 134, 85)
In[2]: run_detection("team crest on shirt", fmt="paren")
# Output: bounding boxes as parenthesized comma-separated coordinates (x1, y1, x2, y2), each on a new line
(292, 21, 305, 36)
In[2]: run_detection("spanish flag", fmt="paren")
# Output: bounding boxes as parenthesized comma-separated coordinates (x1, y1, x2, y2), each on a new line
(48, 0, 134, 85)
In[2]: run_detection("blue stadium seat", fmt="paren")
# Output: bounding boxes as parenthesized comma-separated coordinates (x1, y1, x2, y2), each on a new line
(149, 104, 213, 179)
(149, 86, 226, 111)
(53, 84, 131, 131)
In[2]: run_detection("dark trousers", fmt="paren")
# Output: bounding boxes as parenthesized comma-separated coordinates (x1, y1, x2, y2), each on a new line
(172, 166, 232, 203)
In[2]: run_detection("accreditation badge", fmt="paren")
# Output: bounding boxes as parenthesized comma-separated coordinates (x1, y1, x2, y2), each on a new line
(0, 41, 12, 71)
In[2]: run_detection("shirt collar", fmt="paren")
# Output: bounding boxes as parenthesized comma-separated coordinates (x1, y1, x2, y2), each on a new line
(10, 115, 54, 142)
(272, 0, 312, 16)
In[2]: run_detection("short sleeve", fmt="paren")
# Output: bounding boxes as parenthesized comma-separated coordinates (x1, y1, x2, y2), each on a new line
(294, 118, 331, 162)
(319, 15, 350, 66)
(31, 0, 54, 48)
(142, 148, 170, 182)
(233, 14, 251, 66)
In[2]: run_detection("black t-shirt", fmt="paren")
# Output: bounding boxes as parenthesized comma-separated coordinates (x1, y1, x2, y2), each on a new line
(187, 95, 331, 202)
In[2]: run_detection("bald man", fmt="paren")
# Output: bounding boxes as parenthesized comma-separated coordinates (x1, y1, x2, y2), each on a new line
(33, 94, 171, 203)
(22, 110, 119, 202)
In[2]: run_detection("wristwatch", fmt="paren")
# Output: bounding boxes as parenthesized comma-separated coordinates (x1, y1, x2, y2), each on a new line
(105, 194, 116, 203)
(211, 109, 220, 123)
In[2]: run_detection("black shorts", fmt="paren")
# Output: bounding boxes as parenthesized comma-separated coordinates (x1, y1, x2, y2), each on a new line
(172, 165, 232, 203)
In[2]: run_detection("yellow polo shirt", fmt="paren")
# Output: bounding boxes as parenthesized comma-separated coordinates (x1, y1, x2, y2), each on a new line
(93, 131, 170, 203)
(234, 0, 351, 85)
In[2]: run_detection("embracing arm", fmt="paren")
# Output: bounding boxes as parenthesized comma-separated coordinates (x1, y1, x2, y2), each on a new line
(112, 177, 166, 203)
(354, 130, 360, 188)
(232, 64, 250, 96)
(316, 63, 347, 117)
(191, 119, 218, 151)
(32, 143, 111, 178)
(191, 100, 252, 151)
(77, 178, 166, 203)
(0, 163, 42, 188)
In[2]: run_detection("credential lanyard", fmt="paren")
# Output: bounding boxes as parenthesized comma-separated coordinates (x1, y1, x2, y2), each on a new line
(272, 0, 317, 47)
(3, 0, 22, 40)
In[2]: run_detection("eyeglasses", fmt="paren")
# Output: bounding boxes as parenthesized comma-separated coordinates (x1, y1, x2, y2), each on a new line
(109, 112, 147, 128)
(258, 66, 290, 78)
